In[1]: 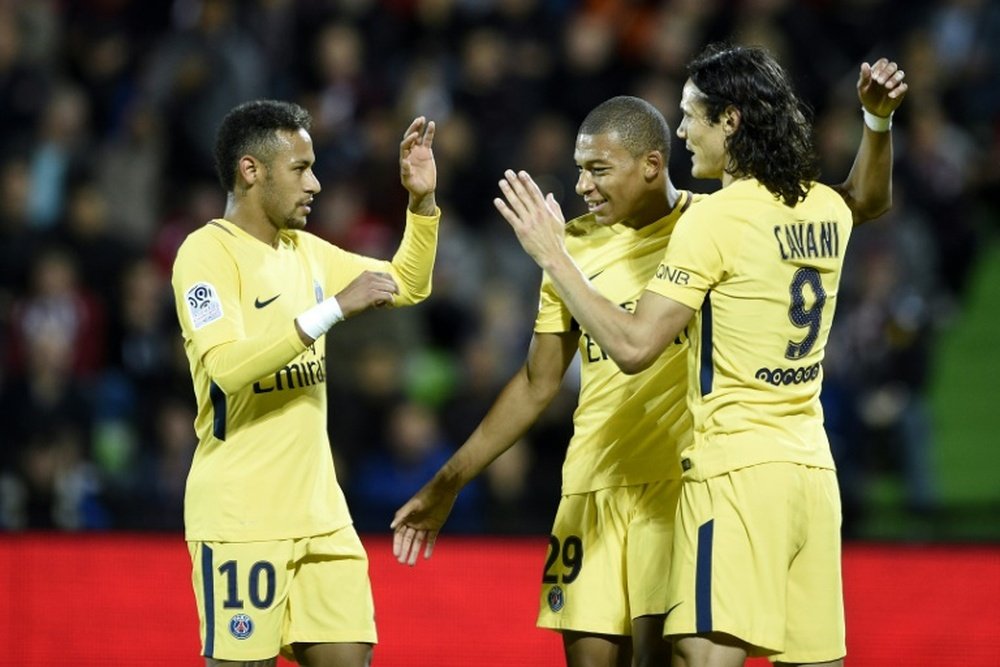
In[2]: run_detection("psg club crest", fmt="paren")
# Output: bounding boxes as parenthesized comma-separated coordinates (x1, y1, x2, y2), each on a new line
(547, 585, 565, 612)
(229, 613, 254, 640)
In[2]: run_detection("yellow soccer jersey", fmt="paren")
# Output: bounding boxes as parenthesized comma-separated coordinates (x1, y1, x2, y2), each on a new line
(535, 191, 701, 494)
(172, 211, 438, 541)
(646, 179, 852, 480)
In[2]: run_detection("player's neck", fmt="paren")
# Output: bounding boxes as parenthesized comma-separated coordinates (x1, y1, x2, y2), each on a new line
(622, 180, 682, 230)
(721, 170, 749, 189)
(223, 194, 280, 247)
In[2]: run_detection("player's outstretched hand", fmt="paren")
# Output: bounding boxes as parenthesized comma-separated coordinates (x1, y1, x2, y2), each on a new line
(858, 57, 908, 119)
(390, 480, 458, 566)
(494, 169, 567, 270)
(335, 270, 399, 316)
(400, 116, 437, 216)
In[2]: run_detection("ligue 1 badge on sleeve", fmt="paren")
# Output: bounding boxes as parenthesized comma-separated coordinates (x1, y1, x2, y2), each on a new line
(186, 282, 224, 330)
(229, 613, 254, 640)
(547, 585, 565, 612)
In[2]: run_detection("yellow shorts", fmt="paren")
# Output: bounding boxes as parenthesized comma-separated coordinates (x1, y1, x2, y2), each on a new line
(537, 478, 680, 635)
(189, 526, 376, 661)
(664, 463, 845, 663)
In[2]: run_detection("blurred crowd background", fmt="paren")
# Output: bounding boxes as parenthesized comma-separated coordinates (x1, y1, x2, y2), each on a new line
(0, 0, 997, 540)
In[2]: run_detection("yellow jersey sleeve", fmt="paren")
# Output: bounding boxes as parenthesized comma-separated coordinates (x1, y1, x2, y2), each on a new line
(305, 207, 439, 308)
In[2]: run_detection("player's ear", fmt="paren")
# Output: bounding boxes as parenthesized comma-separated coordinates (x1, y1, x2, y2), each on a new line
(237, 155, 262, 187)
(723, 106, 741, 136)
(643, 150, 664, 182)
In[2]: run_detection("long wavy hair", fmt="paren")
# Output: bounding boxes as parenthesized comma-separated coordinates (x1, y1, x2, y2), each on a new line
(687, 44, 820, 206)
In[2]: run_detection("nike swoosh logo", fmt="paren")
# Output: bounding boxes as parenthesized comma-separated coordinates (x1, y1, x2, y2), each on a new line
(588, 268, 607, 281)
(254, 294, 281, 308)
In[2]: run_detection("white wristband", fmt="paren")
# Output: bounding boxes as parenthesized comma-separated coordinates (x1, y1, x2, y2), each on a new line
(296, 296, 344, 340)
(863, 107, 893, 132)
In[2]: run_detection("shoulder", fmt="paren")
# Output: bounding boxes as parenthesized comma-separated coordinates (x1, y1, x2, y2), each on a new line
(286, 229, 342, 256)
(805, 182, 853, 217)
(175, 222, 230, 259)
(688, 191, 711, 206)
(680, 188, 736, 223)
(808, 181, 847, 202)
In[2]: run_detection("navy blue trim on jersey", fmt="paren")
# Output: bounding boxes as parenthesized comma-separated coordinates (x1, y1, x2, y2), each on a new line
(696, 519, 714, 633)
(201, 544, 216, 658)
(699, 294, 714, 396)
(207, 220, 236, 236)
(210, 381, 226, 441)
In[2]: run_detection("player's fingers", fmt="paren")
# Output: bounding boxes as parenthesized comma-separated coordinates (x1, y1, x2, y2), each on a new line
(421, 120, 435, 148)
(508, 169, 542, 209)
(505, 170, 546, 219)
(876, 60, 898, 85)
(377, 277, 399, 294)
(858, 61, 872, 87)
(545, 192, 563, 222)
(403, 116, 425, 141)
(400, 131, 420, 154)
(517, 170, 549, 208)
(494, 197, 522, 231)
(368, 271, 399, 293)
(390, 506, 409, 531)
(889, 81, 908, 99)
(424, 533, 437, 559)
(869, 57, 889, 80)
(498, 175, 531, 221)
(407, 532, 425, 566)
(393, 526, 412, 561)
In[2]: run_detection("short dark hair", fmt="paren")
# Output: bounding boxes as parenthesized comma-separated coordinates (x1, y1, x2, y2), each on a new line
(579, 96, 671, 161)
(214, 100, 312, 192)
(687, 44, 820, 206)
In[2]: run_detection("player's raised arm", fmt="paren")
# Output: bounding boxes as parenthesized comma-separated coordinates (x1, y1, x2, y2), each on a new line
(833, 57, 908, 224)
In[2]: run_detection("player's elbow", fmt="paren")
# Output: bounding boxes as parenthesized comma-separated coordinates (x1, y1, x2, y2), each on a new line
(847, 185, 892, 225)
(201, 351, 250, 395)
(395, 278, 433, 306)
(613, 346, 657, 375)
(526, 373, 564, 404)
(855, 197, 891, 224)
(206, 372, 242, 396)
(617, 357, 654, 375)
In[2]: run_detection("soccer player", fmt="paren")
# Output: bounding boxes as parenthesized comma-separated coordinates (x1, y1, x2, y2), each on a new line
(396, 96, 694, 666)
(393, 54, 903, 666)
(495, 47, 907, 667)
(171, 100, 439, 667)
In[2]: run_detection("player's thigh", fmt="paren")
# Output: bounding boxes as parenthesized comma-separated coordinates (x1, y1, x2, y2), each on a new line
(190, 539, 294, 662)
(292, 641, 373, 667)
(626, 477, 681, 619)
(562, 631, 631, 667)
(672, 633, 748, 667)
(630, 614, 670, 667)
(283, 526, 377, 651)
(538, 488, 634, 636)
